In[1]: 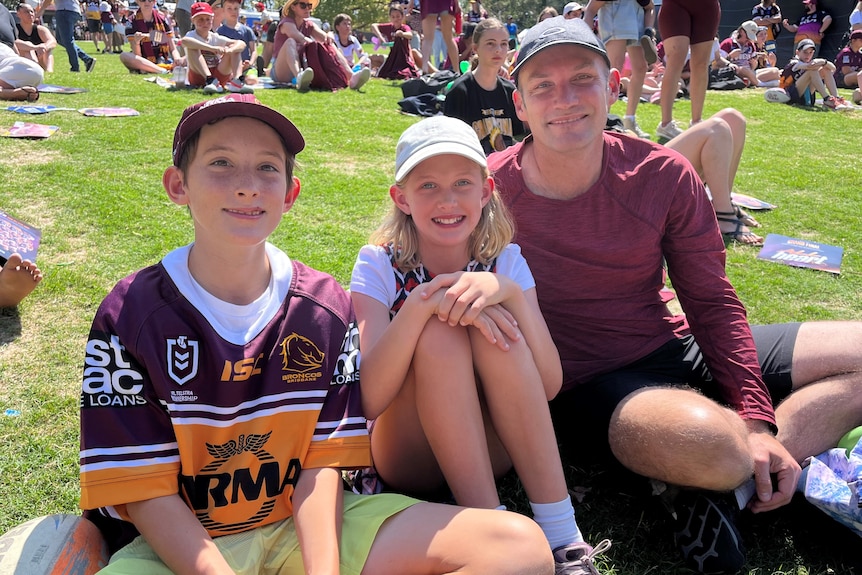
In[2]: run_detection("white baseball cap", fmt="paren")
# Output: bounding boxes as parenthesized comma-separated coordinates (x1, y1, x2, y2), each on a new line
(394, 116, 486, 182)
(563, 2, 583, 16)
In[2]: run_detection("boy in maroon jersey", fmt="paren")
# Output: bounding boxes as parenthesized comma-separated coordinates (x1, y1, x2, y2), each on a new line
(79, 93, 553, 575)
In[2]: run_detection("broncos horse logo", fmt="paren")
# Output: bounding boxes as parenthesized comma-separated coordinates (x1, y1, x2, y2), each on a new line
(279, 333, 325, 373)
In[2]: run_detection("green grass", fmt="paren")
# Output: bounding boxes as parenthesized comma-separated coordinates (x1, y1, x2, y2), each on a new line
(2, 44, 862, 573)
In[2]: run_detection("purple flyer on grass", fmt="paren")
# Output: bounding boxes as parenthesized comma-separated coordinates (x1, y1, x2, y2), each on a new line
(757, 234, 843, 274)
(0, 210, 40, 264)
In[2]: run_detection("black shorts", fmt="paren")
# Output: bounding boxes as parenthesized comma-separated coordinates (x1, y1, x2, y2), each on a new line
(550, 323, 800, 460)
(786, 84, 815, 106)
(87, 18, 102, 34)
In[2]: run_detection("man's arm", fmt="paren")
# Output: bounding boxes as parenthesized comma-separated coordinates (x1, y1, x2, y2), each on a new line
(292, 467, 343, 575)
(126, 495, 235, 575)
(583, 0, 605, 26)
(818, 14, 831, 36)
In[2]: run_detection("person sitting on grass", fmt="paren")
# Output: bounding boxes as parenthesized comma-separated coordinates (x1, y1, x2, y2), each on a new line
(833, 29, 862, 91)
(664, 108, 764, 246)
(719, 20, 761, 88)
(777, 38, 848, 109)
(443, 18, 525, 154)
(271, 0, 370, 92)
(351, 114, 611, 575)
(182, 1, 250, 94)
(0, 254, 42, 308)
(15, 3, 57, 73)
(332, 13, 374, 70)
(216, 0, 256, 83)
(78, 93, 555, 575)
(0, 5, 44, 102)
(490, 17, 862, 573)
(120, 0, 184, 74)
(371, 3, 422, 79)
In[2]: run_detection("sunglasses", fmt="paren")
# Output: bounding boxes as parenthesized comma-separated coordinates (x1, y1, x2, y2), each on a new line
(295, 2, 313, 8)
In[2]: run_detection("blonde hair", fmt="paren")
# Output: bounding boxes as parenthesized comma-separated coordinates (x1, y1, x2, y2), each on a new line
(370, 166, 515, 271)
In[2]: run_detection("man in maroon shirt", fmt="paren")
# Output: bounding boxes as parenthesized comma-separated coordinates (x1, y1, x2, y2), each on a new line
(487, 15, 862, 575)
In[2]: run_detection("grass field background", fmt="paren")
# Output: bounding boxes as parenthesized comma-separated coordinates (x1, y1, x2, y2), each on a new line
(1, 44, 861, 574)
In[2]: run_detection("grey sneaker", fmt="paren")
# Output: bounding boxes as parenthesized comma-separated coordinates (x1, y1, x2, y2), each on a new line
(296, 67, 314, 92)
(203, 79, 223, 94)
(622, 117, 650, 139)
(553, 539, 612, 575)
(640, 33, 657, 65)
(656, 120, 684, 141)
(673, 491, 745, 574)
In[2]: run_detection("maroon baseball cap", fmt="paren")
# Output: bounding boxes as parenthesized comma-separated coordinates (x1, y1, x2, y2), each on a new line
(172, 94, 305, 166)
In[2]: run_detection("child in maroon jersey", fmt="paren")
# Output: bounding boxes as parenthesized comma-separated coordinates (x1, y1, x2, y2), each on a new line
(79, 94, 553, 575)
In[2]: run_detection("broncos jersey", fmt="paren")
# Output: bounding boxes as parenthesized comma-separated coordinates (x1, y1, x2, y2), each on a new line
(79, 244, 367, 538)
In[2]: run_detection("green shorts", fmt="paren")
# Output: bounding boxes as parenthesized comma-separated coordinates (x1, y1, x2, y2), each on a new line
(100, 492, 418, 575)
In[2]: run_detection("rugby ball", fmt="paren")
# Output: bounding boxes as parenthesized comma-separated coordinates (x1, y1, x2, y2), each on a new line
(0, 514, 109, 575)
(764, 87, 790, 103)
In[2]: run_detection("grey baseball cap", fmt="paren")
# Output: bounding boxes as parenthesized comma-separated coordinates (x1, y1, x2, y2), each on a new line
(512, 16, 610, 80)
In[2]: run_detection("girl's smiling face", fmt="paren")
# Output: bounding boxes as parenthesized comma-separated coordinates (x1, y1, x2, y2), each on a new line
(391, 155, 492, 260)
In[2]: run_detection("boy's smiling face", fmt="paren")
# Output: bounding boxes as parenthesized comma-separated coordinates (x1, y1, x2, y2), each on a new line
(164, 117, 299, 252)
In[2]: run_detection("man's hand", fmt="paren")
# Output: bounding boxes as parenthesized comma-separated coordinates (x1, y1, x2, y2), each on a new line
(745, 425, 801, 514)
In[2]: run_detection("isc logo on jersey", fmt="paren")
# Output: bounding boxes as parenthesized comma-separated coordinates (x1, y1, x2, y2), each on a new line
(83, 334, 146, 407)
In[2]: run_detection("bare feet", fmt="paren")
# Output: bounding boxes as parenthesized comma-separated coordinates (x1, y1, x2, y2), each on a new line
(0, 254, 43, 307)
(0, 86, 40, 102)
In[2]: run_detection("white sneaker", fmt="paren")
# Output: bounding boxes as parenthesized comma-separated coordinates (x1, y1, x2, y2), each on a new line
(622, 117, 650, 139)
(296, 67, 314, 92)
(349, 67, 371, 90)
(203, 79, 223, 94)
(656, 120, 684, 141)
(226, 80, 253, 94)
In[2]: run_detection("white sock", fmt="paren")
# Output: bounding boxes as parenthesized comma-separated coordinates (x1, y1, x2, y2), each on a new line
(624, 115, 636, 122)
(530, 498, 583, 549)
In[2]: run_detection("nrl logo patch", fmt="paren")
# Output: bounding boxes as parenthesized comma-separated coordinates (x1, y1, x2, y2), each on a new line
(167, 336, 200, 386)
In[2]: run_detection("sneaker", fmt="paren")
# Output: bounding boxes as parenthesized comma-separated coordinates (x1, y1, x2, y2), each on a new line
(552, 539, 612, 575)
(656, 120, 684, 141)
(622, 117, 650, 139)
(349, 66, 371, 90)
(822, 95, 839, 110)
(203, 79, 223, 94)
(226, 80, 253, 94)
(673, 491, 745, 574)
(296, 67, 314, 92)
(640, 33, 658, 65)
(85, 58, 97, 72)
(833, 96, 850, 109)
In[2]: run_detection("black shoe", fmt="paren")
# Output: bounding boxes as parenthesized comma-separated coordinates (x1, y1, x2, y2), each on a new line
(673, 491, 745, 574)
(256, 55, 265, 76)
(85, 58, 97, 72)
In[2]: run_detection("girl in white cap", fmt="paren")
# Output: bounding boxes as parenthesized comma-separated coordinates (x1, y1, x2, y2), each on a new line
(350, 116, 611, 575)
